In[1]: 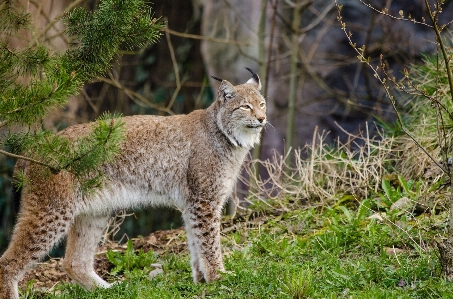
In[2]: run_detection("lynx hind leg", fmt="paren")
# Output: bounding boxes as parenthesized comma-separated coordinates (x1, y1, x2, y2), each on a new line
(62, 214, 111, 290)
(183, 206, 224, 283)
(0, 198, 74, 299)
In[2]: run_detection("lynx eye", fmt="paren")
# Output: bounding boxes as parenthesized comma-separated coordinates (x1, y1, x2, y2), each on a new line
(240, 105, 251, 110)
(259, 102, 266, 109)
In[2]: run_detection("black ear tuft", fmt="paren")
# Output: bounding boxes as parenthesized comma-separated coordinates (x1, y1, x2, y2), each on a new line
(245, 67, 259, 84)
(245, 67, 261, 91)
(211, 75, 223, 82)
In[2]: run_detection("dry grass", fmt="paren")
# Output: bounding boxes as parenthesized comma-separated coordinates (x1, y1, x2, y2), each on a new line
(395, 123, 442, 179)
(242, 123, 399, 207)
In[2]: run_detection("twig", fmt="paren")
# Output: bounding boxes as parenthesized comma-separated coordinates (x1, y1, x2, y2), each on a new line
(81, 88, 99, 113)
(164, 27, 251, 46)
(0, 149, 58, 172)
(28, 0, 85, 48)
(165, 24, 181, 111)
(424, 0, 453, 241)
(264, 0, 279, 97)
(434, 50, 447, 160)
(42, 30, 69, 45)
(235, 37, 260, 64)
(194, 77, 208, 109)
(223, 0, 258, 34)
(299, 2, 334, 34)
(379, 58, 453, 121)
(359, 0, 432, 28)
(61, 118, 116, 170)
(99, 76, 174, 115)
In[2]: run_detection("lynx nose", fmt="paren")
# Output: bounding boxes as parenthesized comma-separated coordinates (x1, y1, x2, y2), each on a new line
(257, 116, 265, 123)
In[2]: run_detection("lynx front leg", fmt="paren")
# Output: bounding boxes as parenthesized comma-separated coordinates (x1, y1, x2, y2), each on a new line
(62, 214, 111, 290)
(184, 224, 205, 282)
(183, 205, 224, 283)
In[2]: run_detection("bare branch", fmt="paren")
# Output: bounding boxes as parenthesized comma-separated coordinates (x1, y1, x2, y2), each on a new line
(264, 0, 279, 97)
(99, 76, 174, 115)
(165, 24, 182, 112)
(360, 0, 432, 28)
(28, 0, 85, 48)
(300, 2, 335, 34)
(164, 27, 251, 46)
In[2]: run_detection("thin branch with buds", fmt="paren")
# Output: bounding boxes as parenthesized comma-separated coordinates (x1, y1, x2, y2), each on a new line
(334, 0, 447, 174)
(359, 0, 432, 28)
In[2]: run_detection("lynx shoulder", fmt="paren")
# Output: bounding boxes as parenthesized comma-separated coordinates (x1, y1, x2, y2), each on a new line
(0, 69, 266, 299)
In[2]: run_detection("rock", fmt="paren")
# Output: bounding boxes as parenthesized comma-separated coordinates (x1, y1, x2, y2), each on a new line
(384, 247, 405, 255)
(148, 263, 163, 279)
(390, 197, 413, 212)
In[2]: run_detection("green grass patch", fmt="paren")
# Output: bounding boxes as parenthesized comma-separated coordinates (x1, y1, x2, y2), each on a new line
(23, 201, 453, 299)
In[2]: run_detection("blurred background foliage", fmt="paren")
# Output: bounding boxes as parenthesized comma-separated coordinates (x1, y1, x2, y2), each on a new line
(1, 0, 452, 254)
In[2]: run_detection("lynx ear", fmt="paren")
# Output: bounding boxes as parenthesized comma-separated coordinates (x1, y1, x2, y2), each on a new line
(245, 67, 261, 91)
(218, 80, 236, 101)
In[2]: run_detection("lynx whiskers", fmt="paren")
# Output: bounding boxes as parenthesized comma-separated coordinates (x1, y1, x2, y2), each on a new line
(0, 68, 266, 299)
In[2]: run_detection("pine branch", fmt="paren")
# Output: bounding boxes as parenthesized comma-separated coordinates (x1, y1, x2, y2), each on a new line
(0, 0, 163, 192)
(0, 0, 164, 126)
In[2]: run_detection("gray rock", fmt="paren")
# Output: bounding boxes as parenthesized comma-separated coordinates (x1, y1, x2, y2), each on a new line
(390, 197, 414, 212)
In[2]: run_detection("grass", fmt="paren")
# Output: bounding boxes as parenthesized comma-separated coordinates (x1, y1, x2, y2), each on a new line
(21, 194, 453, 298)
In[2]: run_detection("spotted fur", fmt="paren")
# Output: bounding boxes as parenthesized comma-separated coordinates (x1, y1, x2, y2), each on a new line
(0, 72, 266, 298)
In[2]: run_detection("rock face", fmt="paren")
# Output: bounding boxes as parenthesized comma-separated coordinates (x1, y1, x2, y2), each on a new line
(197, 0, 453, 158)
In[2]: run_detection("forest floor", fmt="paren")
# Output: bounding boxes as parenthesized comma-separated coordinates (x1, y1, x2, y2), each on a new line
(18, 192, 453, 298)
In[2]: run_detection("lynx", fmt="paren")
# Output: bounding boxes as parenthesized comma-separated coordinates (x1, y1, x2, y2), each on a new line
(0, 68, 266, 299)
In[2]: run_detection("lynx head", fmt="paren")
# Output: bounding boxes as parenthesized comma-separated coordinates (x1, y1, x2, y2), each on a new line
(213, 68, 266, 148)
